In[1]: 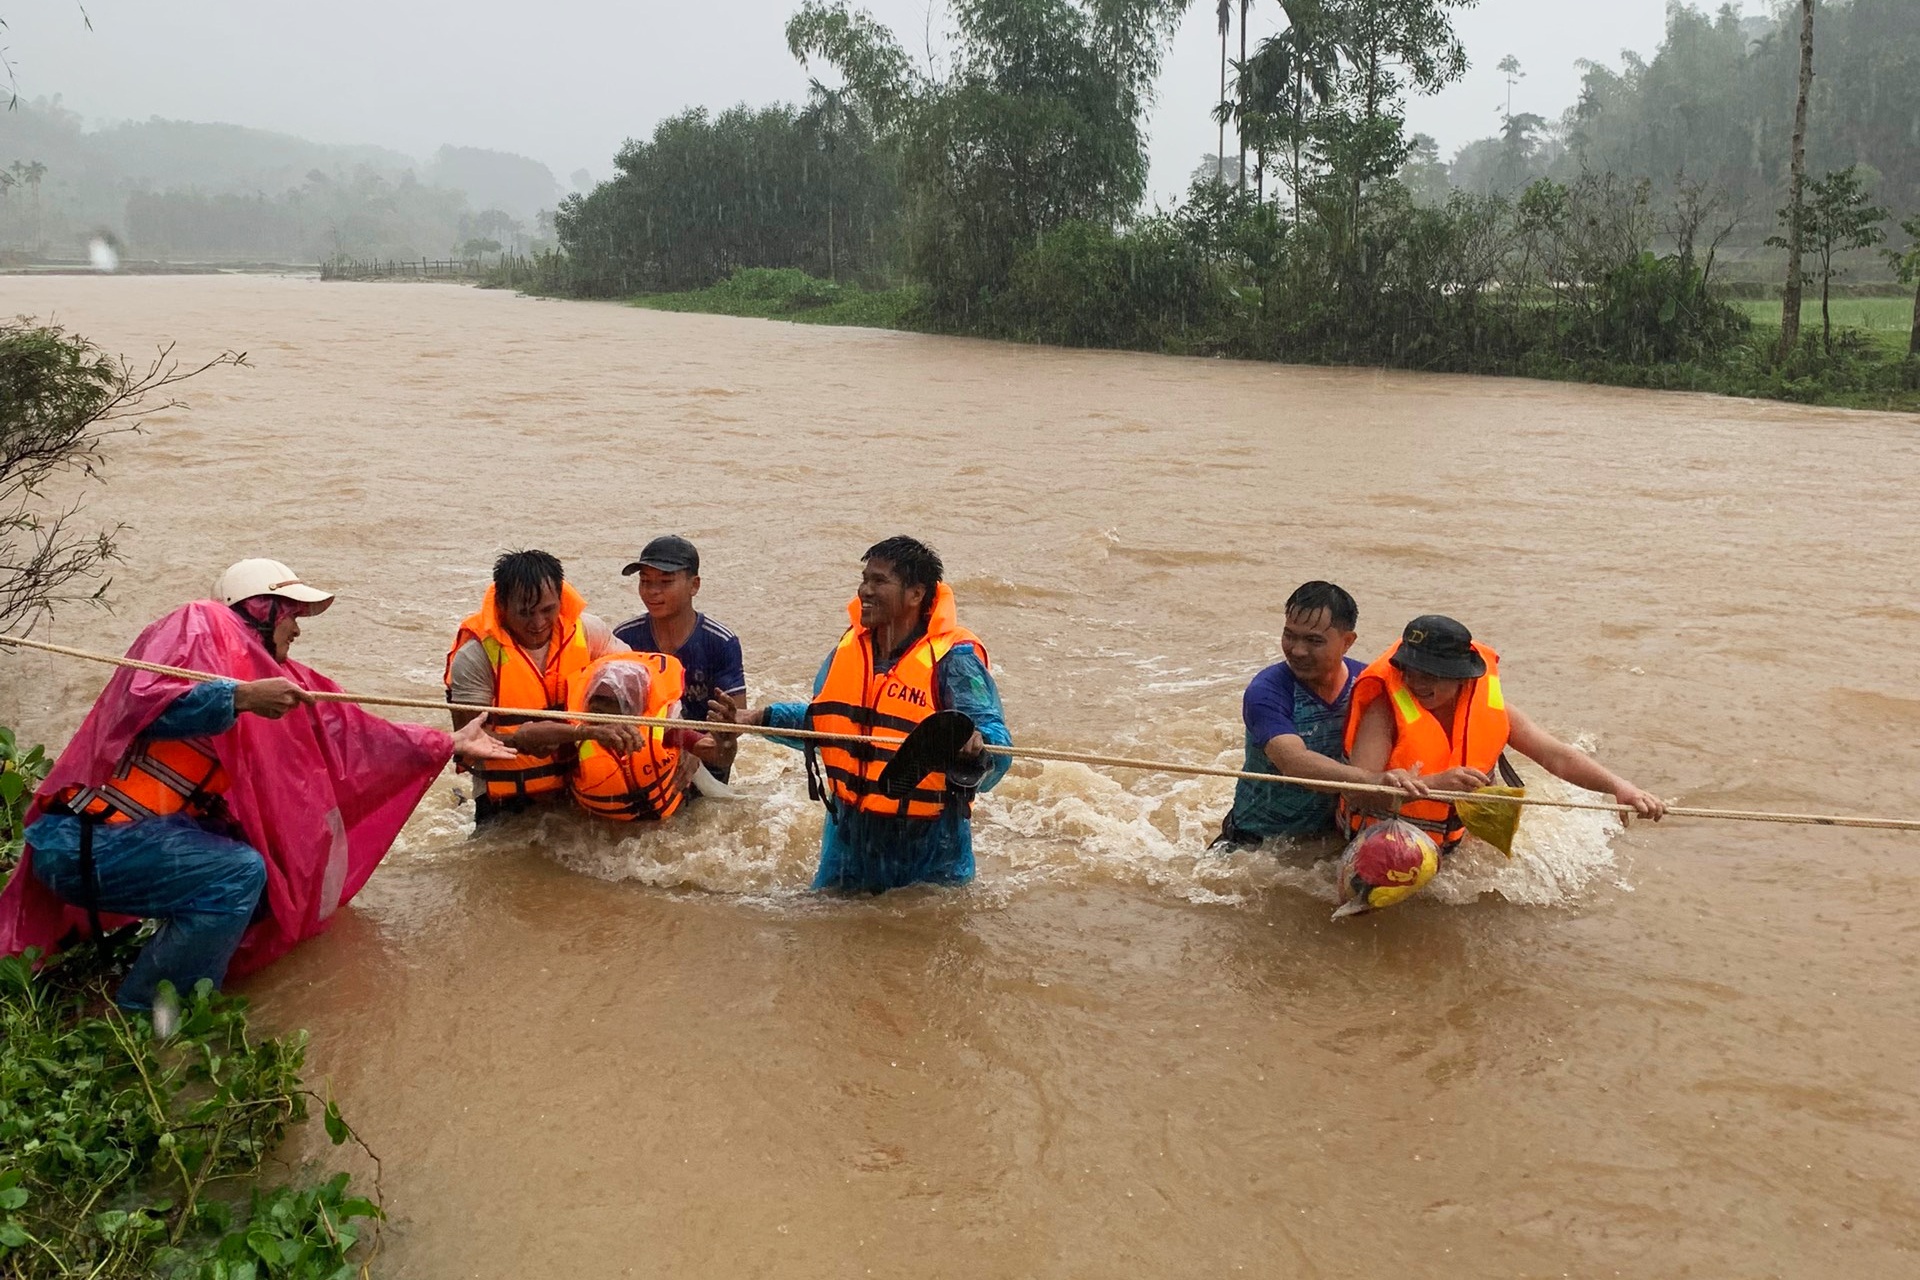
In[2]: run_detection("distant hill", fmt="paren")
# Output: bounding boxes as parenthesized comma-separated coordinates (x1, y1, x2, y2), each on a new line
(425, 146, 560, 223)
(0, 95, 561, 262)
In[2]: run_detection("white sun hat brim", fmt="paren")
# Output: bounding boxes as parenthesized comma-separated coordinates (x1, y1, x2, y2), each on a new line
(214, 558, 335, 614)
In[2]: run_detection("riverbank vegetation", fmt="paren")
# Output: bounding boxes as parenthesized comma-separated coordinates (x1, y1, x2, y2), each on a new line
(524, 0, 1919, 412)
(0, 941, 382, 1279)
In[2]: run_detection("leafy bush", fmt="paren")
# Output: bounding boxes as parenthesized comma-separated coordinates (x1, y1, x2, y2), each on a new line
(0, 951, 381, 1279)
(719, 267, 846, 309)
(630, 267, 922, 330)
(2, 322, 241, 635)
(990, 219, 1238, 352)
(1, 725, 50, 874)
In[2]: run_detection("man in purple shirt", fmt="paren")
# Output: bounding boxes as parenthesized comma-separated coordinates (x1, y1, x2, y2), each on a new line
(611, 535, 747, 781)
(1214, 581, 1428, 847)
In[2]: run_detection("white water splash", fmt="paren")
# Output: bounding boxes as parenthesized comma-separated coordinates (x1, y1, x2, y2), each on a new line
(387, 735, 1628, 916)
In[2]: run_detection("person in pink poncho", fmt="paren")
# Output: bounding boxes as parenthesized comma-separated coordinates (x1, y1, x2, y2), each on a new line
(0, 558, 510, 1017)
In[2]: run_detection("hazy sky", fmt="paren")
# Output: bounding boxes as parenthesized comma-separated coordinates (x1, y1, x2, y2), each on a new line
(6, 0, 1767, 201)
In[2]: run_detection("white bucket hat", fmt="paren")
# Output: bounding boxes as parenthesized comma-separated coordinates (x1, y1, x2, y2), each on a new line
(213, 559, 335, 614)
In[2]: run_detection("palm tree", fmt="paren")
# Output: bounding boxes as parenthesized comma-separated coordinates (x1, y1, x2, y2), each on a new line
(23, 160, 46, 250)
(5, 163, 26, 251)
(1236, 0, 1250, 193)
(1216, 0, 1231, 182)
(1268, 0, 1338, 222)
(1221, 46, 1286, 202)
(802, 81, 849, 279)
(1776, 0, 1815, 362)
(1496, 54, 1524, 122)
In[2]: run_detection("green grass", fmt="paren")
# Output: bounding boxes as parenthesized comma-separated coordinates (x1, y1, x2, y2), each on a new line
(629, 267, 921, 330)
(1736, 295, 1915, 338)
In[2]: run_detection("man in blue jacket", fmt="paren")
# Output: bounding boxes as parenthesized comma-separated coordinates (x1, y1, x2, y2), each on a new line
(725, 537, 1011, 891)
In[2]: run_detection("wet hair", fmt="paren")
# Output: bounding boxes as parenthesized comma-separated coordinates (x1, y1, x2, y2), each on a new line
(863, 536, 944, 605)
(493, 549, 565, 610)
(1286, 580, 1357, 632)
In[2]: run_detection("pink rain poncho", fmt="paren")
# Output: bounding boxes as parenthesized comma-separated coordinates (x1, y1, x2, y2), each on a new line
(0, 600, 453, 975)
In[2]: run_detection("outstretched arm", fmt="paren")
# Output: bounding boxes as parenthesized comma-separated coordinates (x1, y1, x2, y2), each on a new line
(727, 654, 834, 751)
(1507, 707, 1665, 820)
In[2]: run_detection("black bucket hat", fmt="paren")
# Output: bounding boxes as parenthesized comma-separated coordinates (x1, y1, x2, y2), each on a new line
(1389, 615, 1486, 680)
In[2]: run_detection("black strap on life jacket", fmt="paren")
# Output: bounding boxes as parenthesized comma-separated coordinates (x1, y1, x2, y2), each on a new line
(76, 814, 104, 941)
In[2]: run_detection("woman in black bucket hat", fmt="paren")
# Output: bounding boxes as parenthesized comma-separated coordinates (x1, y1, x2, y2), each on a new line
(1341, 615, 1666, 850)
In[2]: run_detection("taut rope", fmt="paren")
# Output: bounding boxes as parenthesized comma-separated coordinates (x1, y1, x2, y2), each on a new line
(4, 633, 1918, 833)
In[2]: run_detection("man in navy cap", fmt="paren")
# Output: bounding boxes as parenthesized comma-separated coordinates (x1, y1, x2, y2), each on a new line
(612, 536, 747, 780)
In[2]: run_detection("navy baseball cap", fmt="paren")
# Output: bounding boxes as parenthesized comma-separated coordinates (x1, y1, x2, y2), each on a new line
(621, 535, 699, 576)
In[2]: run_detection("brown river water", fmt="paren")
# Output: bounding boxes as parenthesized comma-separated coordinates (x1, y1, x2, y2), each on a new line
(4, 274, 1920, 1278)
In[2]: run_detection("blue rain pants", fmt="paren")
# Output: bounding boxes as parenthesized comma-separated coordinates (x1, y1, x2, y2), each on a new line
(25, 812, 267, 1012)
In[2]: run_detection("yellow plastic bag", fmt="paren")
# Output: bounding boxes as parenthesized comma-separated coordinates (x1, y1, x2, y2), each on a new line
(1452, 785, 1525, 857)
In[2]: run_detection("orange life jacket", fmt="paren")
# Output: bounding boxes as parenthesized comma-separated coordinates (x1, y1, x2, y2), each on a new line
(566, 651, 689, 822)
(444, 582, 594, 802)
(1337, 641, 1509, 848)
(57, 736, 229, 825)
(805, 583, 987, 822)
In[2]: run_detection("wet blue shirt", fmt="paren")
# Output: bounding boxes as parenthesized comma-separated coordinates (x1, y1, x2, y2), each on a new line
(610, 613, 746, 724)
(1225, 658, 1364, 839)
(763, 641, 1011, 892)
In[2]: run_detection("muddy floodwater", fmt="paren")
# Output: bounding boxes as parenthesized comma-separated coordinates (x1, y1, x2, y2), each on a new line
(5, 275, 1920, 1278)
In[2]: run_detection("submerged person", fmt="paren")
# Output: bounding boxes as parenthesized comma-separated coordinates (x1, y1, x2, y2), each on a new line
(0, 558, 512, 1015)
(611, 535, 747, 782)
(445, 549, 638, 824)
(722, 536, 1012, 892)
(1339, 615, 1666, 851)
(565, 651, 719, 822)
(1213, 581, 1428, 849)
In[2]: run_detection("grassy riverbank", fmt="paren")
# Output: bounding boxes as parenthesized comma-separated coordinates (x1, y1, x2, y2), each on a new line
(628, 268, 921, 330)
(620, 268, 1920, 414)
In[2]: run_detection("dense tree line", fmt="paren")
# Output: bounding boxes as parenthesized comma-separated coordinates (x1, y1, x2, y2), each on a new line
(541, 0, 1913, 403)
(121, 169, 543, 262)
(554, 102, 901, 295)
(1445, 0, 1919, 217)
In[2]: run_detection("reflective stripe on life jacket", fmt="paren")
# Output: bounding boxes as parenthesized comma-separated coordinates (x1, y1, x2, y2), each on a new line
(566, 651, 688, 822)
(58, 736, 228, 825)
(1336, 641, 1509, 849)
(805, 583, 988, 822)
(444, 582, 594, 802)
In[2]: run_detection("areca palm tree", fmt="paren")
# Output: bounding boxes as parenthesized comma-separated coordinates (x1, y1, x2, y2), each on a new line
(801, 80, 849, 278)
(1237, 0, 1250, 192)
(1216, 0, 1231, 181)
(1253, 0, 1338, 220)
(23, 160, 46, 249)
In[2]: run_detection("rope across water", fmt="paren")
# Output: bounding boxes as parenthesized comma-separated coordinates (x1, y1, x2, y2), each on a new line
(4, 632, 1918, 833)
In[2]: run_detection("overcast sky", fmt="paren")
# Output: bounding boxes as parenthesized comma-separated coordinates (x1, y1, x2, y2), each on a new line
(6, 0, 1766, 201)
